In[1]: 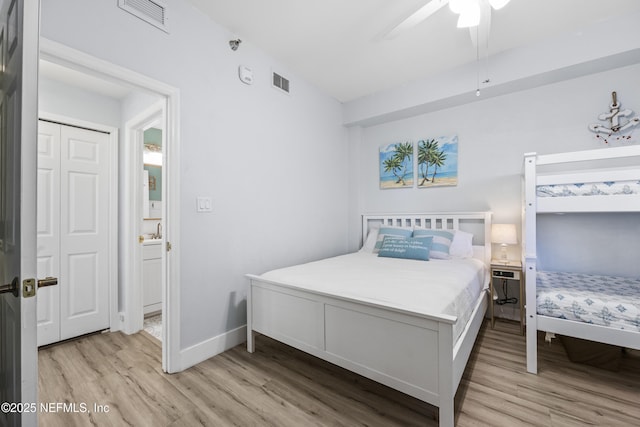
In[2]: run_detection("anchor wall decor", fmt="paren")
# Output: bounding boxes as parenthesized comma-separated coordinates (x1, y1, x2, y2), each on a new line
(589, 91, 640, 143)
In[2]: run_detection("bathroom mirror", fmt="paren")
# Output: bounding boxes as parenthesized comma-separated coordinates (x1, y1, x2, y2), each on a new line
(143, 128, 162, 219)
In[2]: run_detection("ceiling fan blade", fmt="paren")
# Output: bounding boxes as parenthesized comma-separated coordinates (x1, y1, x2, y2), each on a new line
(381, 0, 450, 40)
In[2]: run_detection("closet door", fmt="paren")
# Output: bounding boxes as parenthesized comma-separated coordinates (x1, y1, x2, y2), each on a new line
(36, 121, 111, 345)
(59, 124, 110, 340)
(36, 121, 61, 346)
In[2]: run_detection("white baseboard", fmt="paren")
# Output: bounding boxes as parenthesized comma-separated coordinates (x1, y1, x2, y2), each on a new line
(179, 325, 247, 371)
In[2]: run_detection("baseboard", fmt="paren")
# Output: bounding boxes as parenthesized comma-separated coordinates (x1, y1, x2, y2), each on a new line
(179, 325, 247, 370)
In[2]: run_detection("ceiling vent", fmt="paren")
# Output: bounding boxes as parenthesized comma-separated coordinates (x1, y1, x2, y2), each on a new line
(272, 72, 290, 94)
(118, 0, 168, 33)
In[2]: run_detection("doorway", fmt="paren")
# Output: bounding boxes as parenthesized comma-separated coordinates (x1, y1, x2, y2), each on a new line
(39, 38, 181, 373)
(124, 103, 166, 339)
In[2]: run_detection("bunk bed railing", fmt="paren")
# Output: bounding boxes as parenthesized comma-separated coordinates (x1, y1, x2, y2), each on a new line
(523, 152, 539, 373)
(533, 145, 640, 166)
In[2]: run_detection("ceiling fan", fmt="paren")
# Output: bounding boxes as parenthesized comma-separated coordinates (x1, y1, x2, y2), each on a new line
(383, 0, 511, 40)
(381, 0, 512, 95)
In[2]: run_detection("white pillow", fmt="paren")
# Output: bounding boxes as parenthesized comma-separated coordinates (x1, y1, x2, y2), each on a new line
(360, 227, 379, 253)
(450, 230, 474, 258)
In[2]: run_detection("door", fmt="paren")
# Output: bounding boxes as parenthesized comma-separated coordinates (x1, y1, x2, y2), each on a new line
(37, 120, 111, 346)
(36, 121, 60, 345)
(0, 1, 40, 426)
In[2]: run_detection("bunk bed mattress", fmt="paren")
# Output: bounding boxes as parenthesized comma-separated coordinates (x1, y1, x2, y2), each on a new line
(536, 180, 640, 198)
(260, 252, 487, 343)
(537, 271, 640, 331)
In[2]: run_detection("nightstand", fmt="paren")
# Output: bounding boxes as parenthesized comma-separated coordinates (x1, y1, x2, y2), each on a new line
(490, 260, 524, 335)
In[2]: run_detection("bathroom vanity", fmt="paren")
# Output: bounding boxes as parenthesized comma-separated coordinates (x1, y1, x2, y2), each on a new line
(142, 239, 162, 314)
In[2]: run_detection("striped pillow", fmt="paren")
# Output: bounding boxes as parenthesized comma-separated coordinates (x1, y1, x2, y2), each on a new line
(373, 226, 412, 253)
(412, 229, 455, 259)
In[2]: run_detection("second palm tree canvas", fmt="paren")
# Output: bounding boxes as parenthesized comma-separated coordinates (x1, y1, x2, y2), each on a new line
(379, 141, 414, 189)
(417, 135, 458, 188)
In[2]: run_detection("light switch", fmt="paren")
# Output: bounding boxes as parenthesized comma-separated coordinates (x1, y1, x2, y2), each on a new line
(196, 196, 213, 212)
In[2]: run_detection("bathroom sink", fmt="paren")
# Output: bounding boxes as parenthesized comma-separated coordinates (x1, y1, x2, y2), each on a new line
(142, 235, 162, 244)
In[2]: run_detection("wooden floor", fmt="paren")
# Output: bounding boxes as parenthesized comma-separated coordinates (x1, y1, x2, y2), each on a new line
(38, 320, 640, 426)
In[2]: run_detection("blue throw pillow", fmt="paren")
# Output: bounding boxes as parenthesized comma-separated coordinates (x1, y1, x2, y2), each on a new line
(377, 235, 433, 261)
(412, 229, 455, 259)
(373, 226, 413, 253)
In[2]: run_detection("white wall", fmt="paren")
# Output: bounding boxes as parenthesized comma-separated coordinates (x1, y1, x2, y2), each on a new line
(39, 77, 122, 127)
(537, 213, 640, 278)
(121, 91, 162, 124)
(40, 0, 347, 356)
(348, 62, 640, 270)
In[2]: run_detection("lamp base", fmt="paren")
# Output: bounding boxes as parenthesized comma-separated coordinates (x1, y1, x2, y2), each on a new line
(500, 245, 509, 263)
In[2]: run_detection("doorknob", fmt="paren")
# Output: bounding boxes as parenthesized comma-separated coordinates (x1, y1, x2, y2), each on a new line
(0, 277, 19, 296)
(139, 235, 145, 244)
(37, 277, 58, 288)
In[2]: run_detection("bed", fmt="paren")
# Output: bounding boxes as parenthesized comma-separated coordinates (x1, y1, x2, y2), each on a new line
(523, 146, 640, 374)
(246, 212, 492, 427)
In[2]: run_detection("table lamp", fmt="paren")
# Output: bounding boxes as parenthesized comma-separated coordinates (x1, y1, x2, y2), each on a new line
(491, 223, 517, 263)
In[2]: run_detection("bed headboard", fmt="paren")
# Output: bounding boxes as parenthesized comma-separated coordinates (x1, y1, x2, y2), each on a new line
(361, 212, 492, 266)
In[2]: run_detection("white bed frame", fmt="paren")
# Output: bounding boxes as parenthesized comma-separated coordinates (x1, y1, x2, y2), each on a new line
(523, 146, 640, 374)
(246, 212, 492, 427)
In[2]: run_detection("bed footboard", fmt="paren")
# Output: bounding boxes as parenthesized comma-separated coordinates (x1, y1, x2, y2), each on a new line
(246, 275, 487, 427)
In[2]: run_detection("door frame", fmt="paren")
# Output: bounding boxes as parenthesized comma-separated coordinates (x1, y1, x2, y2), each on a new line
(39, 37, 182, 373)
(37, 114, 119, 341)
(18, 2, 41, 425)
(122, 102, 164, 335)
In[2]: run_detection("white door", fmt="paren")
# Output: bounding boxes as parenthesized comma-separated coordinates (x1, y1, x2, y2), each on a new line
(36, 121, 61, 345)
(37, 121, 111, 346)
(0, 0, 40, 426)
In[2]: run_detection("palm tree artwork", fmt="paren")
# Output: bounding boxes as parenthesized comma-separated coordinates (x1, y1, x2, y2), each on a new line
(417, 138, 436, 186)
(430, 150, 447, 182)
(379, 141, 414, 188)
(417, 135, 458, 188)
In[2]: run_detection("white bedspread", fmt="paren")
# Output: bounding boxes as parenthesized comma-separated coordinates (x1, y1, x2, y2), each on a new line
(260, 252, 487, 342)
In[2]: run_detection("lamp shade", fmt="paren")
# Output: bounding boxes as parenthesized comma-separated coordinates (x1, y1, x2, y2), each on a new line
(491, 223, 517, 245)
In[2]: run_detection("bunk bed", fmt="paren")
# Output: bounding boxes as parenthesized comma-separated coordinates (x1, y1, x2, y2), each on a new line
(523, 145, 640, 374)
(246, 212, 492, 427)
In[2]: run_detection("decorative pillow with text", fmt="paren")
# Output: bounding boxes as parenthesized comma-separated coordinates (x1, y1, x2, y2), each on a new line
(377, 235, 433, 261)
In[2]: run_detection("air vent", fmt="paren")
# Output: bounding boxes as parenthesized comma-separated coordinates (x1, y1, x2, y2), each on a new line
(118, 0, 168, 33)
(272, 72, 290, 94)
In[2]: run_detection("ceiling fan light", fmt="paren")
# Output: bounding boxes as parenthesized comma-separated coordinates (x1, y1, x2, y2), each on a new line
(456, 3, 481, 27)
(488, 0, 510, 10)
(449, 0, 467, 14)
